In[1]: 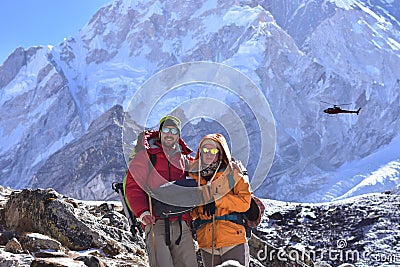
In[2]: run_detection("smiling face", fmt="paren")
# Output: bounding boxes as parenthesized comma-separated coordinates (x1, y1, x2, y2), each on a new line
(201, 143, 220, 165)
(160, 126, 179, 148)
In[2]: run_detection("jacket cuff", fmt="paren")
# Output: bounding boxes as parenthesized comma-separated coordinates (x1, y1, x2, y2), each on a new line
(139, 211, 151, 224)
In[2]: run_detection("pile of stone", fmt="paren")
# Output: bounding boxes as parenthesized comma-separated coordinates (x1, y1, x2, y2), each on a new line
(0, 186, 147, 266)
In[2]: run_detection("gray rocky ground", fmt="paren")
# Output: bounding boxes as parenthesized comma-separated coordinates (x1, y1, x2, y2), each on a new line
(0, 186, 398, 266)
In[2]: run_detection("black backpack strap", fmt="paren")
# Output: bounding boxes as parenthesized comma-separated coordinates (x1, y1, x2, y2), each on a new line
(175, 215, 183, 245)
(149, 153, 156, 172)
(163, 215, 184, 246)
(164, 218, 171, 246)
(193, 213, 244, 230)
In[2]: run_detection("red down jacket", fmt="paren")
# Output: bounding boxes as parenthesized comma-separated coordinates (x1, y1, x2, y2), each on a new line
(125, 131, 193, 223)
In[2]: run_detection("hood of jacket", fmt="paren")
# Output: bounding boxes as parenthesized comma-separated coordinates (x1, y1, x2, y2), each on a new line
(191, 133, 232, 172)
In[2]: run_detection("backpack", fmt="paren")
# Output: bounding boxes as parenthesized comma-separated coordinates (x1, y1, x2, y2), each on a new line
(112, 130, 158, 237)
(228, 160, 266, 237)
(122, 130, 158, 211)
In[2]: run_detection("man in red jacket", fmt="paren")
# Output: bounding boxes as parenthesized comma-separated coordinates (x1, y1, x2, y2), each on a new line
(125, 115, 197, 267)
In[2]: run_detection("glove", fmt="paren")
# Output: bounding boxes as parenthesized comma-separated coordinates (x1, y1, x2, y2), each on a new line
(202, 201, 216, 217)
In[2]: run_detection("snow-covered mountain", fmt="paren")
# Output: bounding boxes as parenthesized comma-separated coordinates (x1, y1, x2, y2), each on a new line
(0, 0, 399, 202)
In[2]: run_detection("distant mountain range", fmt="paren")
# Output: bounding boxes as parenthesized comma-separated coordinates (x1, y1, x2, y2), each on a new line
(0, 0, 399, 202)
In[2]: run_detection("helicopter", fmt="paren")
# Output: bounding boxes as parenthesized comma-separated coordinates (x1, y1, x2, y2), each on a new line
(320, 101, 361, 115)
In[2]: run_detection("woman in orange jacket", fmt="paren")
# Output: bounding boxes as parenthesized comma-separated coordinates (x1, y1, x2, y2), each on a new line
(188, 133, 252, 267)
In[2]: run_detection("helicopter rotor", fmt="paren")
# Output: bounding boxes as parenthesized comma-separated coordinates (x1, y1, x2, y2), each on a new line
(320, 100, 352, 107)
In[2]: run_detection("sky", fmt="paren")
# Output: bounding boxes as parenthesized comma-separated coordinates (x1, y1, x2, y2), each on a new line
(0, 0, 111, 64)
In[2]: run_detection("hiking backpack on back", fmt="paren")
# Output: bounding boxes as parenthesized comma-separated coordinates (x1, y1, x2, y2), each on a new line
(122, 130, 158, 210)
(229, 160, 265, 236)
(112, 130, 157, 237)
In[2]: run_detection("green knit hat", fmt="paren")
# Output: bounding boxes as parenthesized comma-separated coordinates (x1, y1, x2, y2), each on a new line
(159, 115, 181, 134)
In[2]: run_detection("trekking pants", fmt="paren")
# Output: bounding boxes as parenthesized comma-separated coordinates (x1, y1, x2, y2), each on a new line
(200, 242, 250, 267)
(144, 219, 198, 267)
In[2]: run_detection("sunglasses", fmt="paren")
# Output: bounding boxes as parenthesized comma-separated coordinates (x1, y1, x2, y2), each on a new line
(202, 147, 219, 155)
(161, 127, 179, 135)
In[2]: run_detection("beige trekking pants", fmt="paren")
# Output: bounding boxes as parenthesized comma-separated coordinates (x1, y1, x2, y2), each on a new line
(145, 219, 198, 267)
(200, 242, 249, 267)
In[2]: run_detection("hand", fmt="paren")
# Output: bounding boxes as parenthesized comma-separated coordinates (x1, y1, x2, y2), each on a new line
(140, 211, 156, 225)
(202, 201, 216, 217)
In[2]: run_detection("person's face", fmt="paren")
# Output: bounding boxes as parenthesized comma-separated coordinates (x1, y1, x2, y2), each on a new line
(160, 126, 179, 148)
(201, 143, 220, 165)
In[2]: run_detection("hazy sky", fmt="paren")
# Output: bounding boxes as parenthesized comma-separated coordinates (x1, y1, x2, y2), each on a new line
(0, 0, 111, 63)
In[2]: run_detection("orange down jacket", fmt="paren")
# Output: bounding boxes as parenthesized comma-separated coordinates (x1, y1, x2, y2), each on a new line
(188, 133, 252, 249)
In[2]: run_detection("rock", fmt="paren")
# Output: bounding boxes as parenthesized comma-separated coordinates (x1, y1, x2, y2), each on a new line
(34, 251, 68, 258)
(289, 234, 301, 243)
(4, 238, 23, 254)
(314, 262, 332, 267)
(215, 260, 244, 266)
(31, 257, 87, 267)
(0, 249, 34, 266)
(0, 231, 16, 246)
(269, 212, 284, 220)
(74, 255, 107, 267)
(0, 188, 147, 266)
(20, 232, 63, 252)
(3, 189, 129, 253)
